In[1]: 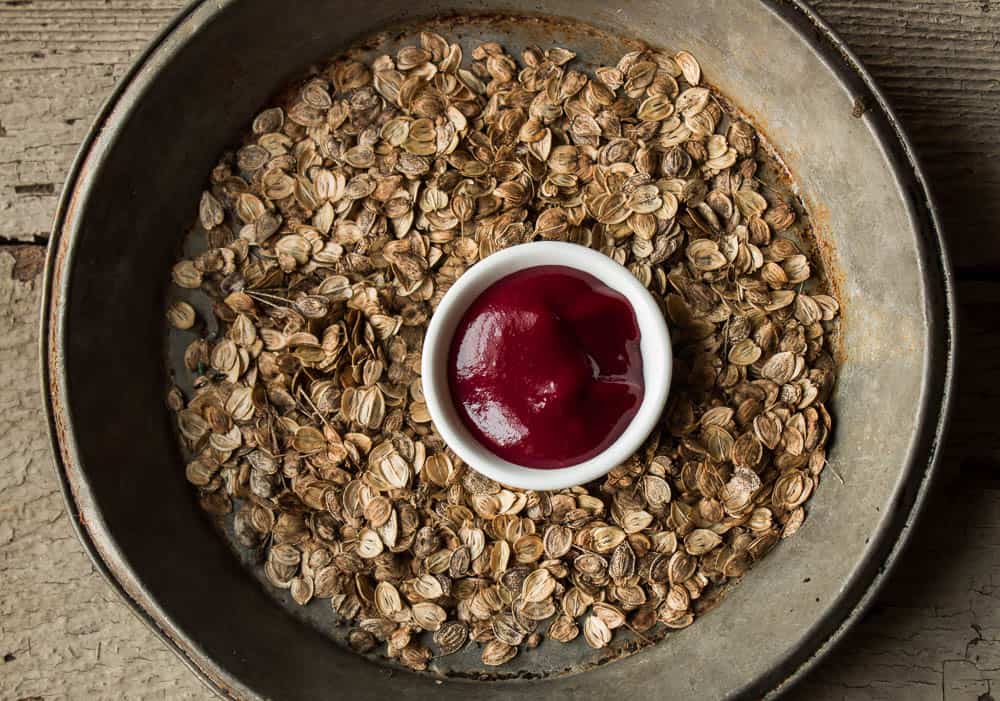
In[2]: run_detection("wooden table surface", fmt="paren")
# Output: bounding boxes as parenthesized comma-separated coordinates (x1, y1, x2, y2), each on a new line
(0, 1, 996, 699)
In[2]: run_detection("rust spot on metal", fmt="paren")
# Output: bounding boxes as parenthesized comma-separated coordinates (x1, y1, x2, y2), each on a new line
(799, 196, 848, 367)
(851, 95, 870, 119)
(710, 83, 848, 368)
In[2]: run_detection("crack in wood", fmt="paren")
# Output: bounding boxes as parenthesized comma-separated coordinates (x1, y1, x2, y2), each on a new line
(12, 183, 55, 196)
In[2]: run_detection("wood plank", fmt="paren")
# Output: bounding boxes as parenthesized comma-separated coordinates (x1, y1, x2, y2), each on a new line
(0, 246, 209, 700)
(812, 0, 1000, 274)
(1, 0, 998, 272)
(0, 0, 186, 242)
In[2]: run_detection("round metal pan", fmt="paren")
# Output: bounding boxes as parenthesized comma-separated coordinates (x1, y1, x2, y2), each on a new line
(42, 1, 955, 699)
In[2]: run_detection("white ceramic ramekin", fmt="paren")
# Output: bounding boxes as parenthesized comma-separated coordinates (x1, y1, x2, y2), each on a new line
(421, 241, 672, 491)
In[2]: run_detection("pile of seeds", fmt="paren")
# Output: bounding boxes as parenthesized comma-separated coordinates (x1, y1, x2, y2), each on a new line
(167, 33, 839, 671)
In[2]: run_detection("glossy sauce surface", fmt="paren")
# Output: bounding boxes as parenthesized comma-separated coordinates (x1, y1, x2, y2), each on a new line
(448, 266, 644, 469)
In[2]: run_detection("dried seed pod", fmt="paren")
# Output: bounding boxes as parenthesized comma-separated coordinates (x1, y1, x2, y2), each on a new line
(543, 524, 573, 559)
(591, 602, 626, 629)
(433, 621, 468, 656)
(549, 615, 580, 643)
(522, 568, 556, 603)
(684, 529, 723, 556)
(412, 601, 447, 631)
(482, 640, 517, 666)
(583, 614, 612, 649)
(374, 581, 402, 617)
(167, 301, 197, 330)
(514, 534, 544, 563)
(674, 50, 701, 85)
(591, 526, 627, 553)
(609, 542, 636, 580)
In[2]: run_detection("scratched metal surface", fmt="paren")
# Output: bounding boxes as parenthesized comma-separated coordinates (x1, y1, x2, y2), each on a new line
(41, 1, 952, 699)
(164, 12, 834, 681)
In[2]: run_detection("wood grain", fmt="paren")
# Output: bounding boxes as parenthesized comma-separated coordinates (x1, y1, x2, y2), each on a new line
(0, 1, 997, 699)
(788, 277, 1000, 699)
(812, 0, 1000, 273)
(1, 0, 998, 271)
(0, 0, 185, 243)
(0, 251, 208, 700)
